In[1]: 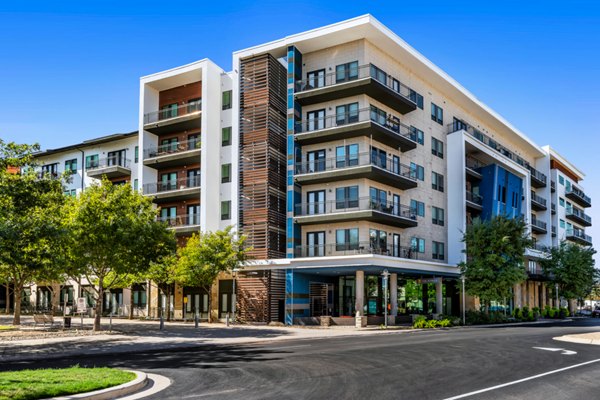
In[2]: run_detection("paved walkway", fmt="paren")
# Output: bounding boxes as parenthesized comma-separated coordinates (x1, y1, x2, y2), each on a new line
(554, 331, 600, 345)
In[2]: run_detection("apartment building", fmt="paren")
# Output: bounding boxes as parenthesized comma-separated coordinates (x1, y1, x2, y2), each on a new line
(22, 15, 592, 325)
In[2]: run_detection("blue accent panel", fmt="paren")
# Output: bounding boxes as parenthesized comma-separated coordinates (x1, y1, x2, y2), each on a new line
(479, 164, 523, 221)
(287, 191, 294, 213)
(285, 269, 294, 325)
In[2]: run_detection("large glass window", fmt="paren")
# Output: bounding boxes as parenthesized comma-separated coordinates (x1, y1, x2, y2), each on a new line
(411, 199, 425, 217)
(335, 186, 358, 209)
(370, 146, 387, 169)
(411, 237, 426, 253)
(336, 228, 359, 251)
(307, 231, 325, 257)
(221, 201, 231, 220)
(431, 103, 443, 125)
(222, 90, 232, 110)
(432, 241, 445, 260)
(306, 190, 325, 215)
(410, 162, 425, 181)
(336, 102, 359, 126)
(409, 89, 424, 109)
(307, 69, 325, 89)
(410, 126, 424, 145)
(221, 164, 231, 183)
(432, 206, 445, 226)
(369, 64, 387, 84)
(431, 137, 444, 158)
(370, 105, 387, 126)
(222, 127, 232, 146)
(369, 229, 387, 253)
(65, 159, 77, 173)
(369, 187, 387, 211)
(306, 149, 326, 172)
(336, 144, 358, 168)
(335, 61, 359, 83)
(432, 171, 444, 192)
(306, 109, 325, 131)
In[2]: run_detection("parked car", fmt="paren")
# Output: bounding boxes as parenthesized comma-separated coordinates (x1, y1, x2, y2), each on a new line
(592, 308, 600, 318)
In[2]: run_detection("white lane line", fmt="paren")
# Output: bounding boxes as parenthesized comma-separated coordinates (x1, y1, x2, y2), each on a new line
(443, 358, 600, 400)
(264, 344, 312, 351)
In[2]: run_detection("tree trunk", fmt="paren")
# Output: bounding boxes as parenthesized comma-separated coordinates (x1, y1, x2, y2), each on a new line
(13, 285, 22, 325)
(128, 287, 134, 320)
(5, 283, 10, 315)
(166, 285, 171, 322)
(206, 286, 212, 323)
(94, 283, 103, 331)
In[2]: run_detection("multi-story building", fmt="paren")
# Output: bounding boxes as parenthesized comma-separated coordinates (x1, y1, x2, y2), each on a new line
(22, 15, 592, 324)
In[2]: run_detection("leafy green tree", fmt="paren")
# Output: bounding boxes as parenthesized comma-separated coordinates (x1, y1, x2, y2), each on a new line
(540, 242, 597, 312)
(176, 226, 250, 322)
(145, 254, 179, 321)
(459, 216, 532, 312)
(65, 178, 176, 331)
(0, 140, 69, 325)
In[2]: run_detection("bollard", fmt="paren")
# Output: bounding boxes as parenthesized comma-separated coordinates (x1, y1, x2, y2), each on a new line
(195, 312, 199, 329)
(109, 311, 113, 331)
(160, 312, 164, 330)
(226, 312, 230, 327)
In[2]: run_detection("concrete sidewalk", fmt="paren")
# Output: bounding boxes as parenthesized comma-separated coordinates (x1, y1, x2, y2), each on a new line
(554, 331, 600, 345)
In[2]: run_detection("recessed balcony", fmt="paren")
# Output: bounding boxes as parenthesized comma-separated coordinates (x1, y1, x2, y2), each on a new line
(528, 165, 547, 188)
(144, 176, 201, 203)
(530, 191, 547, 211)
(294, 241, 418, 259)
(294, 197, 417, 229)
(566, 207, 592, 227)
(294, 152, 417, 190)
(565, 185, 591, 208)
(294, 64, 417, 115)
(143, 139, 201, 169)
(143, 99, 201, 135)
(294, 106, 417, 152)
(465, 156, 484, 180)
(530, 217, 547, 234)
(566, 229, 592, 246)
(158, 213, 201, 235)
(466, 191, 483, 211)
(86, 158, 131, 179)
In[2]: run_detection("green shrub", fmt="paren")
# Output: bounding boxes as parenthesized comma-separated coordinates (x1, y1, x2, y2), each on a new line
(559, 307, 569, 319)
(438, 319, 452, 327)
(513, 307, 520, 318)
(515, 308, 524, 321)
(413, 315, 427, 328)
(527, 310, 535, 321)
(543, 306, 551, 318)
(522, 306, 529, 317)
(548, 308, 556, 318)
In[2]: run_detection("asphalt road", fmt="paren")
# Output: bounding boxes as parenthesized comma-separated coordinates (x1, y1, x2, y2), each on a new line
(6, 319, 600, 400)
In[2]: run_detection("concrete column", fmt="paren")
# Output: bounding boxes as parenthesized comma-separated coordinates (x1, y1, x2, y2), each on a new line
(514, 284, 522, 308)
(390, 273, 398, 317)
(436, 278, 443, 315)
(529, 281, 535, 307)
(541, 283, 546, 308)
(522, 283, 528, 308)
(533, 282, 539, 309)
(355, 270, 364, 316)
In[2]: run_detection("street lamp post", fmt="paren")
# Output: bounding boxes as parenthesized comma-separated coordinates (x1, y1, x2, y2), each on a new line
(232, 268, 239, 325)
(381, 269, 390, 329)
(556, 283, 559, 308)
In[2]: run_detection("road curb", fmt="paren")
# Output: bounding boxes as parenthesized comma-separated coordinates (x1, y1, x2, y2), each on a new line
(52, 370, 147, 400)
(554, 335, 600, 345)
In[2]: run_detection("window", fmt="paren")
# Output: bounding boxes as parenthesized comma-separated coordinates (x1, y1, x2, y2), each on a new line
(221, 164, 231, 183)
(409, 89, 424, 109)
(307, 69, 325, 89)
(336, 102, 359, 126)
(432, 241, 445, 260)
(222, 127, 232, 146)
(133, 179, 138, 191)
(161, 137, 178, 152)
(370, 146, 387, 169)
(306, 190, 325, 215)
(63, 189, 76, 197)
(559, 197, 565, 207)
(369, 229, 388, 252)
(431, 103, 443, 125)
(336, 144, 359, 168)
(432, 206, 445, 226)
(411, 237, 425, 253)
(335, 186, 359, 209)
(431, 137, 444, 158)
(336, 228, 359, 251)
(565, 180, 571, 192)
(306, 149, 326, 173)
(160, 206, 177, 224)
(369, 187, 387, 211)
(369, 64, 387, 84)
(221, 201, 231, 220)
(222, 90, 232, 110)
(410, 162, 424, 181)
(411, 199, 425, 217)
(107, 149, 126, 166)
(65, 159, 77, 173)
(306, 231, 325, 257)
(559, 219, 565, 228)
(160, 172, 177, 190)
(160, 103, 178, 119)
(41, 163, 58, 176)
(432, 171, 444, 192)
(410, 126, 424, 145)
(187, 169, 200, 187)
(134, 146, 139, 163)
(335, 61, 359, 83)
(559, 175, 565, 185)
(187, 97, 201, 113)
(85, 155, 99, 169)
(370, 105, 387, 125)
(306, 109, 325, 131)
(187, 134, 201, 150)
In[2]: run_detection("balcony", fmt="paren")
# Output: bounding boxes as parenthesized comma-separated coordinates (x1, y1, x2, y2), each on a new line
(294, 64, 417, 115)
(143, 176, 201, 203)
(552, 225, 557, 237)
(528, 165, 547, 188)
(294, 197, 417, 229)
(466, 191, 483, 211)
(143, 99, 202, 135)
(86, 158, 131, 179)
(294, 152, 417, 190)
(530, 191, 547, 211)
(294, 107, 417, 151)
(551, 203, 556, 215)
(294, 241, 419, 259)
(566, 229, 592, 246)
(566, 207, 592, 227)
(465, 156, 484, 180)
(551, 180, 556, 192)
(159, 214, 201, 235)
(530, 217, 547, 234)
(143, 139, 201, 169)
(565, 185, 591, 208)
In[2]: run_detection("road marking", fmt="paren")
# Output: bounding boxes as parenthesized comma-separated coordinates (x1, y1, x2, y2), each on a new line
(265, 344, 312, 351)
(533, 346, 577, 355)
(182, 388, 241, 398)
(442, 358, 600, 400)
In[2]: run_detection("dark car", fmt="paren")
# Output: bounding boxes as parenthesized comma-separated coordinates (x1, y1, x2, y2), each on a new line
(592, 308, 600, 318)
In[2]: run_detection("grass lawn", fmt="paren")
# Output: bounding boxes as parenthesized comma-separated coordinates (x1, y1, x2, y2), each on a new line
(0, 325, 15, 331)
(0, 366, 135, 400)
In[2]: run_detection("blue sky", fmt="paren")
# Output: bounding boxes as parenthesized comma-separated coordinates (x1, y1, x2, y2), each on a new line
(1, 1, 599, 245)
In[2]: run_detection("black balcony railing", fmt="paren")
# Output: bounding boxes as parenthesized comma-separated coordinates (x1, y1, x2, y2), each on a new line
(566, 207, 592, 225)
(87, 157, 131, 171)
(466, 191, 483, 205)
(527, 165, 547, 185)
(294, 241, 418, 259)
(531, 217, 547, 231)
(566, 228, 592, 244)
(144, 99, 202, 125)
(566, 185, 591, 206)
(144, 176, 201, 195)
(294, 151, 416, 181)
(531, 191, 547, 207)
(295, 196, 416, 220)
(158, 213, 200, 227)
(144, 138, 201, 159)
(295, 63, 416, 103)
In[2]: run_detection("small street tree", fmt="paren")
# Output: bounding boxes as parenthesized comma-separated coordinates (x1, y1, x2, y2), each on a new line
(540, 242, 597, 312)
(66, 178, 176, 331)
(0, 140, 69, 325)
(145, 254, 179, 321)
(459, 216, 532, 312)
(176, 226, 250, 322)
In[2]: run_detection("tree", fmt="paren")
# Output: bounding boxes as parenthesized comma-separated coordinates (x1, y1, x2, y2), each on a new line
(0, 140, 69, 325)
(65, 178, 176, 331)
(176, 226, 250, 322)
(145, 254, 179, 321)
(540, 242, 598, 312)
(459, 216, 532, 312)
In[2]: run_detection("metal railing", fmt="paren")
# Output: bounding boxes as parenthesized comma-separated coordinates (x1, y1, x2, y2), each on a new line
(294, 106, 415, 141)
(158, 213, 200, 227)
(531, 191, 547, 207)
(144, 176, 201, 195)
(144, 99, 202, 124)
(552, 225, 557, 235)
(466, 191, 483, 205)
(566, 228, 592, 244)
(551, 203, 556, 213)
(566, 207, 592, 224)
(531, 217, 547, 231)
(527, 165, 547, 185)
(87, 157, 131, 171)
(295, 196, 416, 219)
(144, 138, 201, 159)
(294, 241, 418, 259)
(551, 180, 556, 191)
(295, 151, 416, 181)
(566, 185, 591, 206)
(295, 63, 416, 103)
